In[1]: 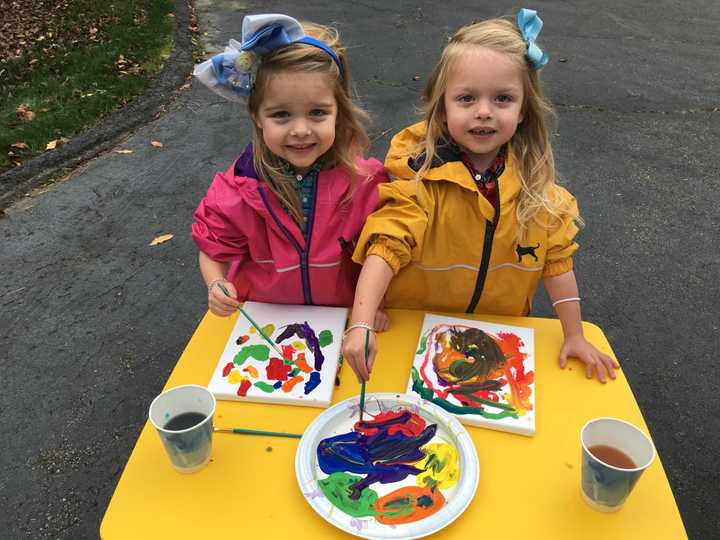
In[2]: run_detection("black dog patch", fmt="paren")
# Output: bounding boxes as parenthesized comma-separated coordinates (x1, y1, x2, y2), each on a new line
(516, 242, 540, 262)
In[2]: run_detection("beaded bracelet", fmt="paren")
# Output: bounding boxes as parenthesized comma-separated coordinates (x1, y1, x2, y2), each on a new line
(551, 296, 581, 308)
(343, 322, 375, 340)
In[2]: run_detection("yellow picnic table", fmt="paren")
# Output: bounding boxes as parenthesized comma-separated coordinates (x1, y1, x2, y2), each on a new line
(100, 309, 687, 539)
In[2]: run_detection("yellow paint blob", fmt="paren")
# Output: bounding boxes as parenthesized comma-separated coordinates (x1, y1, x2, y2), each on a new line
(415, 442, 459, 489)
(262, 324, 275, 336)
(227, 369, 246, 385)
(292, 341, 306, 351)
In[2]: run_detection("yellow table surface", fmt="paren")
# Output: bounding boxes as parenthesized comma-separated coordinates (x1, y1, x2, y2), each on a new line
(101, 310, 687, 539)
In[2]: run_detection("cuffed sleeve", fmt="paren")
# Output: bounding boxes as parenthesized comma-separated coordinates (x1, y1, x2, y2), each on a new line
(352, 179, 429, 273)
(542, 186, 580, 277)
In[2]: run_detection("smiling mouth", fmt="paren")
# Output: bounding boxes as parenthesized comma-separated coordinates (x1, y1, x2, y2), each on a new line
(287, 143, 316, 151)
(469, 128, 496, 136)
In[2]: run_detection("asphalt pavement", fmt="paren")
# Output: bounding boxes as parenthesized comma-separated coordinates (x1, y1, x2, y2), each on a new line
(1, 1, 718, 538)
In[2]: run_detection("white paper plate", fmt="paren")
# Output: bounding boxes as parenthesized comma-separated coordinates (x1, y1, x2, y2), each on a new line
(296, 392, 479, 539)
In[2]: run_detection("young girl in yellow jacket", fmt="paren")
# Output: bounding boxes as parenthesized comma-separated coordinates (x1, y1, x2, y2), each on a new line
(343, 9, 618, 383)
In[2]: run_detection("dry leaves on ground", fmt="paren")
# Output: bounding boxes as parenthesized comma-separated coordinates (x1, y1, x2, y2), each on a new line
(149, 233, 173, 246)
(114, 149, 134, 154)
(150, 140, 163, 148)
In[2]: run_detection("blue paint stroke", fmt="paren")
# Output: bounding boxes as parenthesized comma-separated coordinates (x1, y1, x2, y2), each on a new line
(317, 411, 437, 499)
(304, 371, 322, 394)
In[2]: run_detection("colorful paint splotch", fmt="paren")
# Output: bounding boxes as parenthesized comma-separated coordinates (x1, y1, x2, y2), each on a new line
(208, 302, 347, 407)
(316, 408, 459, 526)
(407, 314, 536, 436)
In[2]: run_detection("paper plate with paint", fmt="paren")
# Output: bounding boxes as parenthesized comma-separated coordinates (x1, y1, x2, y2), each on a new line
(296, 393, 479, 539)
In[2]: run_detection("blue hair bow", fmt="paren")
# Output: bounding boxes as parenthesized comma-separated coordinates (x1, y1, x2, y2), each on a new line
(517, 8, 549, 70)
(193, 14, 343, 102)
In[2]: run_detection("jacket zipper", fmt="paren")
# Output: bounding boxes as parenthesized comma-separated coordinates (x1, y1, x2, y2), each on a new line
(257, 186, 315, 304)
(466, 181, 500, 313)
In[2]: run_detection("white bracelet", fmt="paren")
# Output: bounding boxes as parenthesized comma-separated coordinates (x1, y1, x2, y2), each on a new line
(207, 278, 228, 292)
(343, 322, 375, 339)
(552, 296, 581, 308)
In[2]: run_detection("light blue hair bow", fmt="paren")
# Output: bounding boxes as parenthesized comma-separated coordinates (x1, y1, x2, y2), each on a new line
(517, 8, 549, 70)
(193, 14, 343, 102)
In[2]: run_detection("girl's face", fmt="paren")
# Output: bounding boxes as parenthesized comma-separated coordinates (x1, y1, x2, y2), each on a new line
(443, 47, 525, 171)
(254, 71, 337, 175)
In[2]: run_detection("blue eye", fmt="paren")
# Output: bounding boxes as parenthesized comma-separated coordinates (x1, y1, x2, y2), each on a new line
(458, 95, 474, 103)
(270, 111, 289, 119)
(496, 95, 513, 103)
(309, 109, 329, 117)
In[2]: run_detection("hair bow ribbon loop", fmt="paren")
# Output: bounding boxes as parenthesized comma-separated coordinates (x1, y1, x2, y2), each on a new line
(517, 8, 549, 70)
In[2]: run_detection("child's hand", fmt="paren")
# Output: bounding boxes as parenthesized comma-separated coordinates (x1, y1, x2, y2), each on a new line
(207, 279, 241, 317)
(559, 334, 620, 383)
(342, 327, 377, 383)
(374, 309, 391, 332)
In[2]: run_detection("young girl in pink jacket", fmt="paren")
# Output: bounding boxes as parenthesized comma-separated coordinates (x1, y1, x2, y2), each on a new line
(191, 14, 387, 324)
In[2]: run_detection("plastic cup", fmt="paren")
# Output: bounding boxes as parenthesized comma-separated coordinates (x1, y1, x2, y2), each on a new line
(580, 417, 656, 512)
(149, 384, 216, 473)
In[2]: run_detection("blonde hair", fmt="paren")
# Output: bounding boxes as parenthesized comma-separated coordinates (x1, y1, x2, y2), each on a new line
(418, 17, 580, 238)
(248, 22, 370, 227)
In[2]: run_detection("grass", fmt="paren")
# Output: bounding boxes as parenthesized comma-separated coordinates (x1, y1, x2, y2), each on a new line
(0, 0, 175, 174)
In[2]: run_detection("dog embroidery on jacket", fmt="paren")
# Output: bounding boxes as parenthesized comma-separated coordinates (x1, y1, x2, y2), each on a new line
(516, 242, 540, 262)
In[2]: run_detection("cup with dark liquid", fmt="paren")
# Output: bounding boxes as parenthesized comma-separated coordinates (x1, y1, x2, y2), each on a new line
(149, 384, 216, 473)
(580, 417, 656, 512)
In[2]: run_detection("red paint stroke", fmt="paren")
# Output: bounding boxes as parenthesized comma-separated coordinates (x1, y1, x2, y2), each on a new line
(282, 344, 295, 362)
(282, 375, 304, 392)
(237, 379, 252, 397)
(222, 362, 234, 377)
(374, 485, 445, 524)
(354, 410, 426, 437)
(266, 357, 292, 381)
(295, 353, 313, 373)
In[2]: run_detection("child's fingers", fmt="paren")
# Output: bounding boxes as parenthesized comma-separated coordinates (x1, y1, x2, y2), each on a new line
(600, 352, 618, 379)
(592, 355, 608, 384)
(558, 348, 568, 369)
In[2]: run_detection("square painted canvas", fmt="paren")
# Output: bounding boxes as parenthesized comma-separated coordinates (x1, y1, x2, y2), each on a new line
(208, 301, 347, 408)
(406, 313, 536, 436)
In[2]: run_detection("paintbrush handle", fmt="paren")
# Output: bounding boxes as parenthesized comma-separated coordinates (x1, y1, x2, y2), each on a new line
(215, 427, 302, 439)
(359, 328, 370, 422)
(213, 282, 286, 359)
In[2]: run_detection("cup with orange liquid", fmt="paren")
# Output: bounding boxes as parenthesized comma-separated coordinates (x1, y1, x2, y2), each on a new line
(580, 417, 656, 512)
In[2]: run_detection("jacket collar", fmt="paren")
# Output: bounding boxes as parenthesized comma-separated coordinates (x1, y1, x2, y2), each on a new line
(385, 121, 522, 205)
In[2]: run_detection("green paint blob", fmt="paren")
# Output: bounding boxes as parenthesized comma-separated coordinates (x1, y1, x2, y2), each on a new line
(318, 329, 333, 348)
(233, 345, 270, 365)
(253, 381, 276, 393)
(416, 332, 430, 355)
(262, 324, 276, 336)
(411, 367, 518, 420)
(289, 367, 300, 377)
(318, 472, 378, 517)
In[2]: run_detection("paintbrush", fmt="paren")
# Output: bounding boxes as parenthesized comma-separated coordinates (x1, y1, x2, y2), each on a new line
(214, 427, 302, 439)
(215, 282, 288, 361)
(359, 328, 370, 423)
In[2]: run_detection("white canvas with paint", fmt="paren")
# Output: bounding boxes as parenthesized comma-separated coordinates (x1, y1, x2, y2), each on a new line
(208, 301, 347, 407)
(406, 313, 536, 436)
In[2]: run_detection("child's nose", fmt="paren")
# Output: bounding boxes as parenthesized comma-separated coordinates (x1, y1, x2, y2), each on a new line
(474, 100, 492, 119)
(290, 120, 311, 137)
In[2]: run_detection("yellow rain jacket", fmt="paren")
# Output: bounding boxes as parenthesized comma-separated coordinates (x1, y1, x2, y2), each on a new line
(353, 121, 579, 316)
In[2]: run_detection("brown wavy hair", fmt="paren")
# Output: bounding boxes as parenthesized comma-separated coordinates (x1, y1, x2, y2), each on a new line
(247, 22, 370, 228)
(417, 17, 581, 238)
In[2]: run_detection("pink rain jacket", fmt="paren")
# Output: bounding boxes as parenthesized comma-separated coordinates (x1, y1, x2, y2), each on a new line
(192, 147, 387, 306)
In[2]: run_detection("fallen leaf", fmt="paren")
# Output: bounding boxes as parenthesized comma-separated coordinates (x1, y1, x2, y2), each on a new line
(16, 104, 35, 121)
(150, 140, 163, 148)
(11, 142, 29, 150)
(149, 233, 173, 246)
(46, 140, 58, 150)
(115, 149, 134, 154)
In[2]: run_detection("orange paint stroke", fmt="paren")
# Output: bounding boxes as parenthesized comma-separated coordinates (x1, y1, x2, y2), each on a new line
(294, 354, 313, 373)
(281, 375, 304, 392)
(242, 365, 259, 378)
